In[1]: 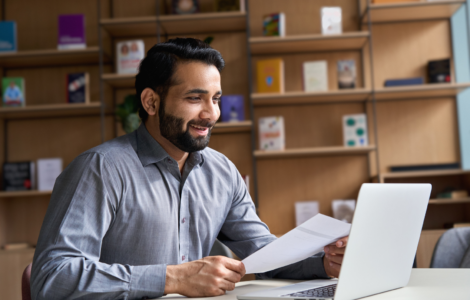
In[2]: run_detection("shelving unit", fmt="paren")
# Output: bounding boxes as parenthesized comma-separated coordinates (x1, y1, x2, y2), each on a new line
(101, 73, 135, 88)
(254, 146, 376, 159)
(212, 121, 252, 134)
(252, 89, 371, 106)
(0, 102, 103, 119)
(0, 191, 52, 198)
(374, 83, 470, 101)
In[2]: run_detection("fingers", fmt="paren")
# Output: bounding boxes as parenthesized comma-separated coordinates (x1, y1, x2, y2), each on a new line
(327, 261, 341, 278)
(336, 236, 349, 247)
(218, 278, 236, 292)
(324, 244, 346, 255)
(325, 253, 343, 265)
(222, 257, 246, 277)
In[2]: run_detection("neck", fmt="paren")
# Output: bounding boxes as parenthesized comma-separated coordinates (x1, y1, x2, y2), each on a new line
(144, 120, 188, 173)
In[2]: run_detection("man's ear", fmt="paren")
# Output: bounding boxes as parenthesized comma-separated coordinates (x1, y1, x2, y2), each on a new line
(141, 88, 160, 117)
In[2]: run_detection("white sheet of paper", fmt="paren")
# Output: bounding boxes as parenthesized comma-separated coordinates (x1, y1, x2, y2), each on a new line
(295, 201, 319, 226)
(242, 214, 351, 274)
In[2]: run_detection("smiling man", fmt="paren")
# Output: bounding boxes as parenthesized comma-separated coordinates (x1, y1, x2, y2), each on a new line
(31, 38, 348, 300)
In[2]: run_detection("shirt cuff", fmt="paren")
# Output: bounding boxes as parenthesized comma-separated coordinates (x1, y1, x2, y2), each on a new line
(304, 252, 330, 279)
(129, 264, 167, 299)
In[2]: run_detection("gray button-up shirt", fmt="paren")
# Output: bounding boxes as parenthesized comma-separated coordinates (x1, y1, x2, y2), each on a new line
(31, 124, 328, 300)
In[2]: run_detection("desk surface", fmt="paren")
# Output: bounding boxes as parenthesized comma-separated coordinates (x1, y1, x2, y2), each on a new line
(161, 269, 470, 300)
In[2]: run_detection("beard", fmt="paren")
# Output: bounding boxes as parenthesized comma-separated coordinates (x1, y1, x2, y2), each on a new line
(158, 100, 214, 153)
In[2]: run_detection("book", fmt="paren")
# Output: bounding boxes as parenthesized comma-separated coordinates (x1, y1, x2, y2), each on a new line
(172, 0, 199, 14)
(295, 201, 319, 226)
(436, 190, 468, 199)
(263, 12, 285, 37)
(259, 116, 285, 151)
(332, 200, 355, 223)
(428, 59, 451, 83)
(66, 73, 90, 104)
(384, 77, 424, 87)
(221, 95, 245, 122)
(343, 114, 368, 147)
(58, 14, 86, 50)
(256, 58, 284, 93)
(2, 243, 31, 251)
(37, 158, 63, 191)
(389, 162, 460, 172)
(321, 7, 342, 35)
(116, 40, 145, 74)
(0, 21, 17, 53)
(337, 59, 356, 89)
(303, 60, 328, 92)
(2, 162, 35, 191)
(2, 77, 25, 107)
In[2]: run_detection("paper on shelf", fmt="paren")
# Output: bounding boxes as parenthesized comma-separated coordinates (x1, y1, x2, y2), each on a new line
(242, 214, 351, 274)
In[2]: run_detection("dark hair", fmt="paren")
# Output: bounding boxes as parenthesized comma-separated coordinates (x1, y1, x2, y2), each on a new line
(135, 38, 225, 122)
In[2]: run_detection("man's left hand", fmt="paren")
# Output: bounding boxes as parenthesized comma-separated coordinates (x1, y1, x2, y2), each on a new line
(323, 236, 349, 278)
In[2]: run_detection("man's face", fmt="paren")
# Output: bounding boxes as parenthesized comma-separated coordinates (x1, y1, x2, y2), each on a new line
(158, 61, 221, 153)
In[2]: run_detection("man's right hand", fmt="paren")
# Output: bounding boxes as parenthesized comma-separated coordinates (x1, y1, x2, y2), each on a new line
(164, 256, 246, 297)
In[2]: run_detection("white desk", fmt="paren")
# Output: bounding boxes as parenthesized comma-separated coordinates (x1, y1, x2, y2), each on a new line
(161, 269, 470, 300)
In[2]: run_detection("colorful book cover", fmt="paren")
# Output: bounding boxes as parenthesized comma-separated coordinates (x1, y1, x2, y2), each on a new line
(2, 77, 25, 107)
(2, 161, 35, 191)
(221, 95, 245, 122)
(58, 14, 86, 50)
(172, 0, 199, 14)
(117, 40, 145, 74)
(259, 116, 285, 151)
(303, 60, 328, 92)
(0, 21, 17, 53)
(337, 60, 356, 89)
(343, 114, 368, 147)
(321, 7, 342, 35)
(256, 58, 284, 93)
(263, 12, 285, 37)
(66, 73, 90, 104)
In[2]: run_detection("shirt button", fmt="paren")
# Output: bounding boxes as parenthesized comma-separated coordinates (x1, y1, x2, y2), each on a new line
(182, 217, 185, 223)
(182, 255, 185, 261)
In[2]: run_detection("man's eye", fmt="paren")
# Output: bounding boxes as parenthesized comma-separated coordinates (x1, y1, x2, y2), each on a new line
(213, 98, 221, 102)
(188, 97, 201, 101)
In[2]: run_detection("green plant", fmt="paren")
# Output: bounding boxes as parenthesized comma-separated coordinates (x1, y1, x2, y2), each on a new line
(116, 94, 140, 134)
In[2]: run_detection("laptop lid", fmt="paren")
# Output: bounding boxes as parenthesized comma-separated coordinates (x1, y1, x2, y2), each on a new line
(334, 183, 431, 300)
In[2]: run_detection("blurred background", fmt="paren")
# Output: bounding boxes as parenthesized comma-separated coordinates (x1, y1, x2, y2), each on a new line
(1, 0, 470, 298)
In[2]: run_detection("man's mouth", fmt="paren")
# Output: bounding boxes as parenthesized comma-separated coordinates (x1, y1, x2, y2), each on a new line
(189, 124, 211, 135)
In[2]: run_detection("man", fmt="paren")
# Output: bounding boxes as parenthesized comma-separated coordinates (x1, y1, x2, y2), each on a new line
(31, 38, 348, 300)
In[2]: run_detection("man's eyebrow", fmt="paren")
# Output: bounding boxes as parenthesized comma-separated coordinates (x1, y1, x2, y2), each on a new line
(184, 89, 222, 95)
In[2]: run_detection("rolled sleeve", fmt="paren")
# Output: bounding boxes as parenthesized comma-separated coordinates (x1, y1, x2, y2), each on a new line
(129, 264, 167, 299)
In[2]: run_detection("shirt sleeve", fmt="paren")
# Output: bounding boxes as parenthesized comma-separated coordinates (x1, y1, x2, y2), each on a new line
(217, 162, 329, 280)
(31, 152, 166, 300)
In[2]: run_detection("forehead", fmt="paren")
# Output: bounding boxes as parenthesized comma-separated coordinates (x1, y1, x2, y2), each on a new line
(172, 61, 221, 88)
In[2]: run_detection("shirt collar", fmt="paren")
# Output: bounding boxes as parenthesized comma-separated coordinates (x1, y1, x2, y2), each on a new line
(136, 123, 205, 167)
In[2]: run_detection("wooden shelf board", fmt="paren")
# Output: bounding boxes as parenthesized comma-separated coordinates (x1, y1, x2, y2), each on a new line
(252, 89, 371, 106)
(0, 190, 52, 198)
(429, 198, 470, 205)
(101, 11, 246, 37)
(212, 120, 252, 134)
(250, 32, 370, 55)
(381, 169, 470, 180)
(102, 73, 135, 88)
(365, 1, 465, 23)
(254, 145, 376, 159)
(0, 102, 102, 119)
(0, 248, 35, 255)
(374, 83, 470, 101)
(0, 47, 109, 68)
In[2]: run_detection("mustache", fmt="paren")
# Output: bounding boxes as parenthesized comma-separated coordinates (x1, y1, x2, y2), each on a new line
(187, 119, 216, 129)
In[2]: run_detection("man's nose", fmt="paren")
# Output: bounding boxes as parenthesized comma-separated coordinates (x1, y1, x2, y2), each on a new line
(200, 99, 220, 121)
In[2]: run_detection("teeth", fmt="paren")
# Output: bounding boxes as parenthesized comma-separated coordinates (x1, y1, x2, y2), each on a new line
(191, 125, 206, 130)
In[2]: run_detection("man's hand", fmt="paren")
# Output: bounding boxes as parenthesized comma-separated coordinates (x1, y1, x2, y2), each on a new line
(164, 256, 246, 297)
(323, 236, 349, 278)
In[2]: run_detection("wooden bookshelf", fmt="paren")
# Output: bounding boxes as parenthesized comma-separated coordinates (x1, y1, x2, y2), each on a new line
(364, 0, 465, 23)
(252, 89, 371, 106)
(212, 121, 252, 134)
(429, 198, 470, 205)
(0, 190, 52, 198)
(0, 102, 102, 119)
(249, 32, 370, 55)
(373, 83, 470, 101)
(100, 11, 246, 37)
(102, 73, 135, 88)
(0, 47, 109, 68)
(254, 145, 376, 159)
(379, 169, 470, 182)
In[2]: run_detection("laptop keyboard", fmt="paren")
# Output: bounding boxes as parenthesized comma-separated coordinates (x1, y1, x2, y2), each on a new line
(281, 284, 337, 298)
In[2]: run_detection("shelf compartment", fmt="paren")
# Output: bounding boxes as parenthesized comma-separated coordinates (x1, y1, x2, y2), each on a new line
(0, 102, 102, 119)
(254, 145, 376, 159)
(252, 89, 371, 106)
(102, 73, 135, 88)
(429, 198, 470, 205)
(0, 190, 52, 198)
(373, 83, 470, 101)
(100, 11, 246, 37)
(249, 32, 370, 55)
(364, 0, 465, 23)
(380, 169, 470, 181)
(212, 120, 252, 134)
(0, 47, 109, 68)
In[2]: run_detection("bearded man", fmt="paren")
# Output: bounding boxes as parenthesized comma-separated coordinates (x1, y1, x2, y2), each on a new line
(31, 38, 348, 300)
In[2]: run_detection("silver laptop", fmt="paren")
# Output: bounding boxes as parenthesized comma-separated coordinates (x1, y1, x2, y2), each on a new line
(238, 183, 431, 300)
